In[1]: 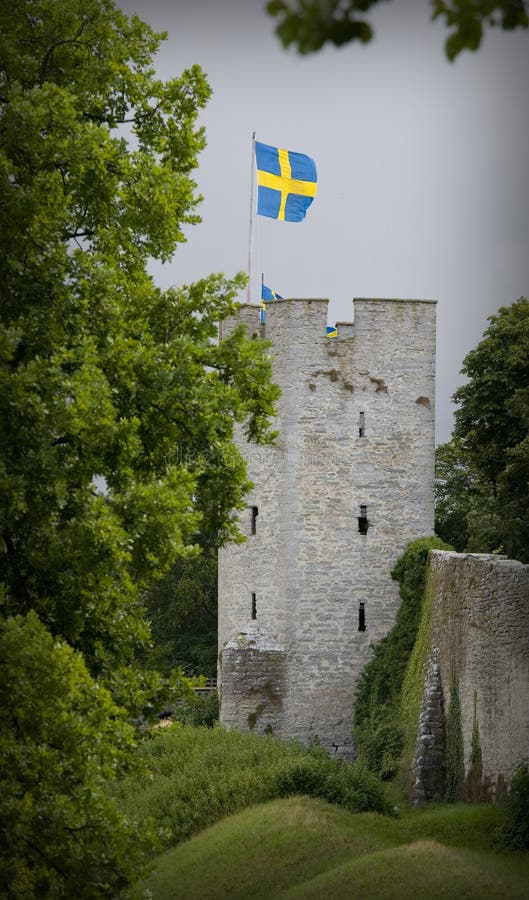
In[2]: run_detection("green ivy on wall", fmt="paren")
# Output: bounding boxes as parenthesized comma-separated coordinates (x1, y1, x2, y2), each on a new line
(466, 691, 484, 802)
(445, 677, 465, 803)
(353, 537, 453, 781)
(399, 566, 437, 789)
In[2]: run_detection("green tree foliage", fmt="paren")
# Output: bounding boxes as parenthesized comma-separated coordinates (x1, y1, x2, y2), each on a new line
(353, 536, 452, 780)
(434, 438, 502, 552)
(0, 612, 155, 897)
(144, 542, 218, 679)
(266, 0, 528, 60)
(452, 297, 529, 562)
(435, 439, 475, 550)
(0, 0, 280, 702)
(433, 0, 528, 60)
(454, 298, 529, 487)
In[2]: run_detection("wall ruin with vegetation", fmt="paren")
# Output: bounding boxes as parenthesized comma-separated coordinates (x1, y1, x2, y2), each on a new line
(411, 550, 529, 803)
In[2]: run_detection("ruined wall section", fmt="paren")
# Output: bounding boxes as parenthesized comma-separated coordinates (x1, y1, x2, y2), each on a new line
(219, 297, 436, 755)
(413, 551, 529, 801)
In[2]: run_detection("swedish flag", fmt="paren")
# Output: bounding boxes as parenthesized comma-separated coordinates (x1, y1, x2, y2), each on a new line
(255, 141, 317, 222)
(262, 283, 283, 302)
(326, 326, 338, 338)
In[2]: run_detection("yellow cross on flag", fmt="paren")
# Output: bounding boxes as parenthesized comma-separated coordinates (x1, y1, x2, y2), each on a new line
(255, 141, 317, 222)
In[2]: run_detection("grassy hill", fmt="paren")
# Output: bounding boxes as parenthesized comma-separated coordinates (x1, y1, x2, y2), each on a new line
(131, 796, 529, 899)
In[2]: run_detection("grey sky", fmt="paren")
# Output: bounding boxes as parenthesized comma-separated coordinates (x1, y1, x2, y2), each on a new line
(122, 0, 529, 442)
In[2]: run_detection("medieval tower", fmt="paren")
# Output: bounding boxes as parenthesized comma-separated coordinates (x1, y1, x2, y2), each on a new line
(218, 296, 436, 758)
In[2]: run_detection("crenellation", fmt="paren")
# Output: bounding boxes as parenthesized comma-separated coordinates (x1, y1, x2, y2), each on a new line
(219, 296, 436, 757)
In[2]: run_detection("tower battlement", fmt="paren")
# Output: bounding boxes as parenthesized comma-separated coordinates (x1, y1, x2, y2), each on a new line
(218, 296, 437, 757)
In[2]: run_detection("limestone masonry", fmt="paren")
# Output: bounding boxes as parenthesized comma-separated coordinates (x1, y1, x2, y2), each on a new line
(412, 551, 529, 803)
(218, 297, 437, 757)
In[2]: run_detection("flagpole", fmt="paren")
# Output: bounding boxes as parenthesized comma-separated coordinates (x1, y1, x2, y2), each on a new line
(260, 273, 265, 323)
(247, 131, 256, 302)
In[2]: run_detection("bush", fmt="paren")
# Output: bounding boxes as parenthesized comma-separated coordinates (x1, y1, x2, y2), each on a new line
(495, 762, 529, 850)
(272, 748, 385, 813)
(0, 612, 155, 897)
(359, 718, 405, 781)
(112, 724, 391, 848)
(171, 690, 219, 727)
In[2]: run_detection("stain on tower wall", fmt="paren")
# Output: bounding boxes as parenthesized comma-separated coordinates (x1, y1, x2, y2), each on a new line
(412, 551, 529, 802)
(219, 624, 286, 735)
(219, 297, 437, 757)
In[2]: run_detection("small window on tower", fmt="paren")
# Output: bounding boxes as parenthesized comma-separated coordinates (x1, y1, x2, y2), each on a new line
(250, 506, 258, 535)
(359, 412, 365, 437)
(358, 505, 369, 535)
(251, 593, 257, 620)
(358, 602, 366, 632)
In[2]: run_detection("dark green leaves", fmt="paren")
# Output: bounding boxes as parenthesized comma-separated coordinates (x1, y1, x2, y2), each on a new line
(266, 0, 528, 59)
(0, 0, 279, 692)
(266, 0, 378, 54)
(433, 1, 529, 59)
(0, 612, 155, 896)
(0, 0, 280, 890)
(440, 297, 529, 561)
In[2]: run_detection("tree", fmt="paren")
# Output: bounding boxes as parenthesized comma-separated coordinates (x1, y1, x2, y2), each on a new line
(499, 404, 529, 562)
(0, 0, 280, 707)
(144, 541, 218, 679)
(435, 439, 474, 550)
(0, 611, 154, 896)
(447, 297, 529, 562)
(266, 0, 528, 61)
(434, 437, 502, 552)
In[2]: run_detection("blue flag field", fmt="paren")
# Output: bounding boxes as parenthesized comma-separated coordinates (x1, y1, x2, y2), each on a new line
(255, 141, 317, 222)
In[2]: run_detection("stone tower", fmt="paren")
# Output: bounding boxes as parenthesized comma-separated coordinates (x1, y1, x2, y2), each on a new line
(218, 297, 436, 758)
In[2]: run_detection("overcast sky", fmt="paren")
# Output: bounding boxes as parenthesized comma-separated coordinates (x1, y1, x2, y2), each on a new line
(122, 0, 529, 443)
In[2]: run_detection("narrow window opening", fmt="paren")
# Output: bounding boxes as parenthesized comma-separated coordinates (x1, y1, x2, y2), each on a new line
(251, 593, 257, 620)
(358, 602, 366, 632)
(250, 506, 258, 535)
(359, 411, 365, 438)
(358, 504, 369, 535)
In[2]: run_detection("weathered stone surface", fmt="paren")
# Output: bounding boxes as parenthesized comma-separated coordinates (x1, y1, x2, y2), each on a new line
(218, 297, 436, 757)
(412, 658, 446, 805)
(220, 626, 286, 737)
(414, 551, 529, 801)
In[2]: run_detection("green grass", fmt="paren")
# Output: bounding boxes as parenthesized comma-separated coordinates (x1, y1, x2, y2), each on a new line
(131, 797, 529, 900)
(112, 724, 388, 848)
(282, 838, 529, 899)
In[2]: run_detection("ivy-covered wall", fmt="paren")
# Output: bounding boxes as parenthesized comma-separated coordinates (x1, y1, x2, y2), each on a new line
(353, 537, 451, 782)
(411, 551, 529, 803)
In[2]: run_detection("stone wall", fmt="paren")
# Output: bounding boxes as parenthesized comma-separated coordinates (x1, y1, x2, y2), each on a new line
(412, 551, 529, 803)
(220, 624, 286, 735)
(219, 297, 436, 757)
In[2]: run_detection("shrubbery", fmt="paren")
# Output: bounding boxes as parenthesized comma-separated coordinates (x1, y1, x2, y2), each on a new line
(113, 724, 391, 848)
(495, 762, 529, 850)
(0, 613, 155, 897)
(171, 690, 219, 727)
